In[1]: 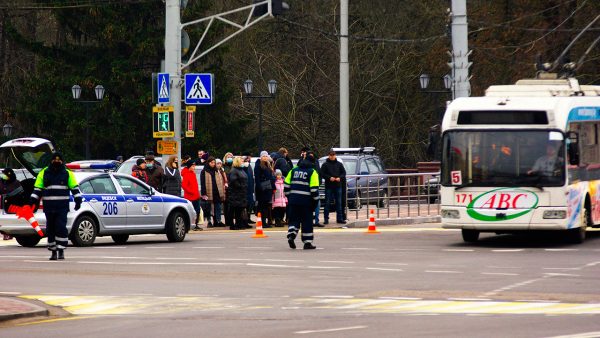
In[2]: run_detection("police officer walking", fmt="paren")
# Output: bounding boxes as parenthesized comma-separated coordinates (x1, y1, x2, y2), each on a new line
(30, 152, 82, 260)
(284, 158, 320, 250)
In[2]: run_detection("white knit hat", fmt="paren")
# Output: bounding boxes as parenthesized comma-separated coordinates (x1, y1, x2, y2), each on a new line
(260, 151, 269, 157)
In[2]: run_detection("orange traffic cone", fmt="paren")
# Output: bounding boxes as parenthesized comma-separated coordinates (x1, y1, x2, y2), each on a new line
(252, 212, 268, 238)
(10, 205, 44, 237)
(365, 209, 380, 234)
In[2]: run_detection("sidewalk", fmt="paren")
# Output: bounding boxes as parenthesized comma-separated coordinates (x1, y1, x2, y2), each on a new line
(0, 296, 48, 322)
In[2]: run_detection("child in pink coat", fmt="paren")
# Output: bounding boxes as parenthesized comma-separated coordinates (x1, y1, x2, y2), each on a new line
(272, 169, 287, 227)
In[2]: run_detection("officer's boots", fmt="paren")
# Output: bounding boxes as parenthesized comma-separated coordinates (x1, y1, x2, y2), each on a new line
(303, 243, 317, 250)
(58, 249, 64, 260)
(49, 251, 57, 261)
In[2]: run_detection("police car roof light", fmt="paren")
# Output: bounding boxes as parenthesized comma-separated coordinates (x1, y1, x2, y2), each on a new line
(66, 162, 117, 170)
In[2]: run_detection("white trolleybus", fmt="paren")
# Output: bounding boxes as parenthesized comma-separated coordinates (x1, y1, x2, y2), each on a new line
(440, 77, 600, 243)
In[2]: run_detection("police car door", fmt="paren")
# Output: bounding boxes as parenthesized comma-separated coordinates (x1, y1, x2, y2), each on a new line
(79, 176, 127, 228)
(114, 175, 164, 228)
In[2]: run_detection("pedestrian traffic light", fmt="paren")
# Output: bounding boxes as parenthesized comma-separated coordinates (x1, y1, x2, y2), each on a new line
(152, 105, 175, 138)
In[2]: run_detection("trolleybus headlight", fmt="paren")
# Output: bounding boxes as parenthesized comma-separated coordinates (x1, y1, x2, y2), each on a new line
(543, 210, 566, 219)
(441, 209, 460, 219)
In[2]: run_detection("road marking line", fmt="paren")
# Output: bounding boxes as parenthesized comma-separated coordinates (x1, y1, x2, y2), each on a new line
(378, 297, 422, 300)
(543, 267, 580, 270)
(544, 249, 578, 252)
(366, 268, 403, 272)
(319, 260, 354, 264)
(376, 262, 408, 266)
(492, 249, 524, 252)
(341, 248, 375, 250)
(193, 246, 225, 249)
(482, 272, 520, 276)
(0, 291, 21, 295)
(425, 270, 462, 274)
(543, 273, 581, 277)
(155, 257, 196, 260)
(307, 266, 346, 269)
(547, 331, 600, 338)
(217, 258, 251, 261)
(486, 266, 521, 269)
(264, 259, 304, 262)
(295, 326, 367, 334)
(144, 247, 174, 249)
(311, 295, 354, 299)
(238, 246, 272, 249)
(246, 263, 300, 268)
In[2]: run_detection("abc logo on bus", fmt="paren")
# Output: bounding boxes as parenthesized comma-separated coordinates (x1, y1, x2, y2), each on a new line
(467, 188, 539, 221)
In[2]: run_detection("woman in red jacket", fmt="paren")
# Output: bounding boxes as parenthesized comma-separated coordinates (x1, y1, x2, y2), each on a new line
(181, 160, 202, 230)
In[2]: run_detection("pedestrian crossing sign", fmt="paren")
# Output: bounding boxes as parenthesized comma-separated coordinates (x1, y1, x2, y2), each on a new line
(185, 73, 213, 105)
(157, 73, 170, 103)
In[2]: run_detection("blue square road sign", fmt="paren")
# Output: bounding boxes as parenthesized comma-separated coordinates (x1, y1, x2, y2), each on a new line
(185, 73, 213, 105)
(157, 73, 170, 103)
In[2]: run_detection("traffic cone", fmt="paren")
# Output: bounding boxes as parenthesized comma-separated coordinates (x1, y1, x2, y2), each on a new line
(10, 205, 44, 237)
(365, 209, 380, 234)
(252, 212, 268, 238)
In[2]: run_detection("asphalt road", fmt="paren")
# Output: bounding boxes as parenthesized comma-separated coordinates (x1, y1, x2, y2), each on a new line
(1, 225, 600, 338)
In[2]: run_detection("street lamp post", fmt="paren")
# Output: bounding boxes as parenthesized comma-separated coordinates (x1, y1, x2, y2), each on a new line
(419, 73, 453, 120)
(243, 79, 277, 153)
(2, 123, 13, 138)
(72, 84, 105, 160)
(419, 74, 453, 162)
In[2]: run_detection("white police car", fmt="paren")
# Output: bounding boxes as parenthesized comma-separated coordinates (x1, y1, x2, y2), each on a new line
(0, 138, 196, 247)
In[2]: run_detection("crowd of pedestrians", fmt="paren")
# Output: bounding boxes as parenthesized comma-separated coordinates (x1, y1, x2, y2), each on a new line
(128, 146, 343, 234)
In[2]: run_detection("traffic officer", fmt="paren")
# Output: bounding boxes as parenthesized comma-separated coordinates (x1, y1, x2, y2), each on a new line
(30, 152, 82, 260)
(284, 157, 320, 250)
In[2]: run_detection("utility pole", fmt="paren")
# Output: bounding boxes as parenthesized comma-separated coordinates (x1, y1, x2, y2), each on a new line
(339, 0, 349, 147)
(164, 0, 182, 164)
(450, 0, 471, 98)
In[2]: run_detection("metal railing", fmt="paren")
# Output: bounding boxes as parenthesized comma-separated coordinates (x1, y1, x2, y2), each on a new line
(319, 172, 441, 222)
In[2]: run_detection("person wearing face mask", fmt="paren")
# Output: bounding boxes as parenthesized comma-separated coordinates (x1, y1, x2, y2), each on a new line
(200, 157, 226, 227)
(30, 152, 82, 260)
(0, 168, 25, 240)
(144, 151, 164, 192)
(162, 155, 182, 197)
(132, 158, 149, 183)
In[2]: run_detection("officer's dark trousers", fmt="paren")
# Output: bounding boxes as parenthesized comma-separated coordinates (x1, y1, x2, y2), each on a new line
(287, 205, 314, 244)
(45, 209, 68, 251)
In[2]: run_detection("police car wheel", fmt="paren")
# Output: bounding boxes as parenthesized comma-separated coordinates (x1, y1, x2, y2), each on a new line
(166, 211, 186, 242)
(14, 235, 41, 248)
(70, 215, 97, 247)
(111, 235, 129, 245)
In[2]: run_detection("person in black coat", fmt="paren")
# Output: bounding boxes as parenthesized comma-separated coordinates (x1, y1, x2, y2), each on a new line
(320, 149, 347, 224)
(228, 157, 250, 230)
(162, 155, 182, 197)
(254, 151, 275, 227)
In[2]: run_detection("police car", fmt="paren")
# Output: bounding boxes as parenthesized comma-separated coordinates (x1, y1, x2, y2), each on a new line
(0, 138, 196, 247)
